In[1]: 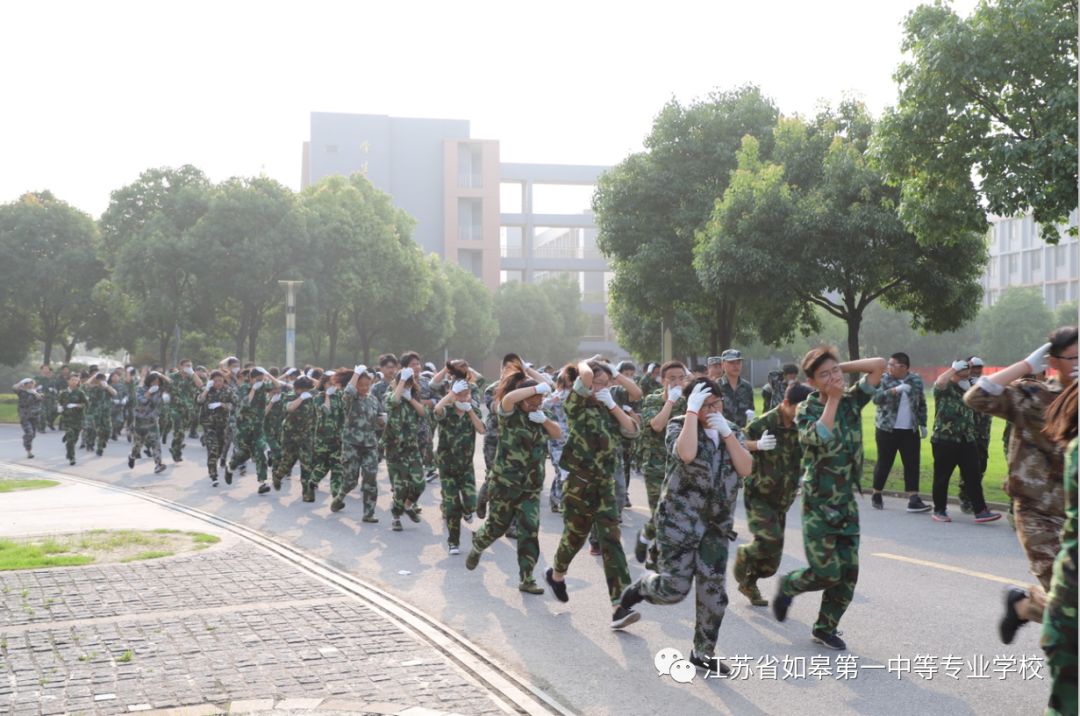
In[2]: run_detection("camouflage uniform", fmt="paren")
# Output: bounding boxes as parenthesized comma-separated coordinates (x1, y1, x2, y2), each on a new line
(634, 415, 744, 656)
(109, 386, 125, 439)
(33, 373, 55, 431)
(228, 383, 269, 484)
(371, 378, 391, 464)
(274, 393, 317, 487)
(84, 383, 113, 454)
(871, 373, 927, 493)
(1041, 438, 1077, 716)
(56, 387, 88, 462)
(638, 390, 686, 567)
(129, 386, 165, 468)
(610, 383, 639, 502)
(310, 390, 345, 492)
(199, 386, 234, 481)
(123, 378, 137, 438)
(718, 376, 755, 428)
(383, 388, 425, 517)
(469, 404, 549, 581)
(418, 375, 437, 472)
(762, 370, 787, 412)
(638, 374, 661, 400)
(931, 381, 987, 514)
(779, 378, 874, 637)
(434, 400, 482, 548)
(735, 407, 801, 593)
(165, 371, 199, 462)
(965, 379, 1065, 621)
(263, 392, 285, 467)
(476, 383, 501, 514)
(15, 387, 43, 453)
(341, 385, 383, 512)
(541, 391, 569, 511)
(553, 377, 638, 605)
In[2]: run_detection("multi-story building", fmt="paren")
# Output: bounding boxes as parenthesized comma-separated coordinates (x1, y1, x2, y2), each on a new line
(981, 211, 1079, 309)
(302, 112, 625, 358)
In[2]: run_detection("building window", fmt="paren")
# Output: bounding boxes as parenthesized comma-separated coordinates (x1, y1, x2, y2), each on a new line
(1053, 283, 1067, 306)
(1056, 244, 1069, 267)
(458, 198, 482, 241)
(458, 249, 483, 279)
(458, 144, 483, 188)
(500, 226, 523, 258)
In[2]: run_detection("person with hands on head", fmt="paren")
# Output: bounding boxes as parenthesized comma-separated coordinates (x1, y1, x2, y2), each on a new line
(433, 367, 486, 554)
(542, 370, 573, 513)
(165, 358, 203, 464)
(620, 377, 752, 675)
(263, 372, 285, 471)
(965, 327, 1077, 644)
(306, 370, 348, 506)
(13, 378, 44, 459)
(338, 365, 385, 519)
(84, 371, 118, 456)
(197, 370, 235, 486)
(56, 372, 88, 465)
(870, 352, 930, 513)
(383, 359, 428, 531)
(129, 371, 170, 474)
(226, 367, 274, 494)
(273, 376, 319, 494)
(465, 369, 560, 596)
(545, 357, 641, 630)
(771, 347, 886, 651)
(964, 356, 992, 514)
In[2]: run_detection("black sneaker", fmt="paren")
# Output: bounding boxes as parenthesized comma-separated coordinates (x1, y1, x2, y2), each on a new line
(391, 518, 403, 532)
(302, 483, 315, 502)
(211, 478, 219, 487)
(224, 467, 233, 485)
(773, 587, 793, 622)
(330, 497, 345, 512)
(611, 606, 641, 630)
(153, 463, 166, 474)
(811, 629, 846, 650)
(619, 582, 644, 611)
(689, 650, 731, 676)
(257, 483, 270, 495)
(545, 568, 569, 603)
(871, 492, 883, 510)
(95, 449, 103, 457)
(425, 468, 438, 484)
(127, 456, 135, 469)
(999, 587, 1029, 644)
(907, 495, 932, 513)
(634, 530, 648, 564)
(404, 506, 421, 523)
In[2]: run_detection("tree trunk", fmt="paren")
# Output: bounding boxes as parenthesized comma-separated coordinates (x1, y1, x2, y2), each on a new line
(353, 310, 372, 365)
(845, 309, 862, 362)
(62, 339, 76, 364)
(41, 319, 58, 366)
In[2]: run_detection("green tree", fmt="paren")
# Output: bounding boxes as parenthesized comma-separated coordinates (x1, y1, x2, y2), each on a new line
(444, 263, 498, 366)
(1055, 300, 1078, 329)
(385, 254, 454, 360)
(493, 278, 586, 366)
(978, 287, 1054, 364)
(875, 0, 1078, 245)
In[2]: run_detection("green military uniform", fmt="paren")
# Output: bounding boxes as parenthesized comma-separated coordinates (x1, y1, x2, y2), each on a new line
(228, 382, 269, 485)
(638, 373, 661, 400)
(33, 373, 55, 431)
(931, 381, 986, 514)
(468, 404, 549, 586)
(263, 392, 285, 468)
(273, 393, 317, 489)
(109, 383, 125, 440)
(199, 385, 234, 483)
(57, 386, 88, 463)
(718, 375, 755, 428)
(762, 370, 787, 413)
(634, 415, 744, 657)
(779, 378, 874, 637)
(637, 389, 686, 567)
(610, 383, 639, 500)
(383, 388, 425, 519)
(84, 382, 113, 454)
(1042, 438, 1077, 716)
(310, 388, 345, 495)
(166, 370, 199, 462)
(553, 377, 637, 605)
(130, 385, 165, 470)
(735, 407, 802, 604)
(341, 384, 383, 516)
(434, 400, 482, 549)
(15, 386, 43, 455)
(123, 377, 137, 438)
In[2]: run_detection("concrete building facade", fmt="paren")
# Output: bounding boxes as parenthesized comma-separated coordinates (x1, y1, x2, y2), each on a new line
(981, 211, 1079, 309)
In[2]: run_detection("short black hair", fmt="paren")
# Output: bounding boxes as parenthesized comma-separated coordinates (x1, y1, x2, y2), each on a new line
(785, 382, 813, 405)
(782, 363, 799, 376)
(802, 345, 839, 379)
(890, 352, 911, 368)
(378, 353, 398, 368)
(1049, 326, 1078, 357)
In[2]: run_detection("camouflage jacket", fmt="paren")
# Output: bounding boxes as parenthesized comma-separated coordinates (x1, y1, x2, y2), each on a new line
(973, 410, 992, 446)
(57, 387, 88, 428)
(316, 390, 345, 448)
(559, 377, 638, 478)
(264, 392, 285, 438)
(762, 370, 790, 412)
(86, 383, 113, 419)
(745, 407, 801, 505)
(964, 378, 1065, 509)
(796, 378, 875, 536)
(434, 401, 481, 472)
(490, 405, 550, 492)
(235, 383, 268, 434)
(1045, 438, 1077, 640)
(133, 386, 165, 426)
(637, 375, 661, 399)
(660, 415, 745, 540)
(718, 376, 755, 428)
(873, 373, 928, 432)
(282, 393, 317, 445)
(482, 383, 500, 453)
(541, 392, 569, 451)
(199, 385, 234, 429)
(342, 385, 383, 449)
(638, 390, 686, 472)
(15, 388, 43, 420)
(932, 381, 977, 444)
(166, 371, 199, 412)
(383, 387, 423, 459)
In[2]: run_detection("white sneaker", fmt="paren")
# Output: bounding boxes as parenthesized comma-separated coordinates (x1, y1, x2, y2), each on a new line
(448, 545, 461, 555)
(463, 513, 474, 524)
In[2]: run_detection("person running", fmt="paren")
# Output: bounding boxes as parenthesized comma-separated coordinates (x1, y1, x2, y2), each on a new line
(542, 371, 572, 513)
(226, 367, 273, 494)
(264, 373, 285, 470)
(307, 370, 347, 505)
(466, 369, 561, 595)
(197, 370, 235, 487)
(108, 372, 126, 441)
(620, 378, 752, 673)
(166, 358, 202, 463)
(128, 371, 169, 474)
(433, 368, 485, 554)
(772, 347, 886, 651)
(13, 378, 44, 459)
(56, 373, 88, 466)
(545, 357, 642, 629)
(965, 328, 1076, 643)
(930, 360, 1001, 523)
(870, 352, 931, 512)
(964, 356, 991, 514)
(85, 371, 117, 456)
(340, 365, 384, 519)
(383, 358, 427, 531)
(734, 382, 813, 606)
(273, 376, 318, 494)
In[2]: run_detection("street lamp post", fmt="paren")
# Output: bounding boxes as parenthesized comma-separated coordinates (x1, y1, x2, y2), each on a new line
(279, 280, 303, 367)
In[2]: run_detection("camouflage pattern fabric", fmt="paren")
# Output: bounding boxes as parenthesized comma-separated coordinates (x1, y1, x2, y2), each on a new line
(435, 403, 482, 546)
(166, 371, 199, 461)
(263, 393, 285, 466)
(638, 390, 686, 565)
(542, 392, 570, 509)
(84, 383, 112, 453)
(762, 370, 789, 412)
(873, 373, 928, 432)
(310, 390, 345, 492)
(718, 376, 755, 428)
(57, 387, 87, 462)
(383, 389, 425, 517)
(16, 388, 43, 452)
(341, 385, 383, 511)
(228, 383, 268, 483)
(199, 386, 234, 480)
(130, 386, 164, 467)
(1042, 438, 1078, 716)
(274, 393, 317, 486)
(932, 381, 977, 444)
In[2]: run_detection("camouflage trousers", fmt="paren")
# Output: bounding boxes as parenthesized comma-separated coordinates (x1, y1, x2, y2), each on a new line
(387, 452, 425, 517)
(111, 407, 124, 439)
(1014, 496, 1065, 622)
(780, 527, 859, 635)
(265, 426, 283, 466)
(85, 412, 111, 453)
(340, 443, 379, 509)
(274, 437, 314, 485)
(60, 422, 80, 461)
(229, 427, 267, 483)
(168, 406, 192, 461)
(554, 471, 631, 605)
(19, 415, 37, 452)
(471, 481, 540, 581)
(420, 421, 435, 468)
(129, 421, 162, 466)
(310, 440, 344, 491)
(639, 463, 666, 567)
(548, 441, 566, 509)
(203, 423, 227, 479)
(735, 488, 793, 586)
(439, 464, 478, 548)
(638, 521, 732, 657)
(1042, 591, 1078, 716)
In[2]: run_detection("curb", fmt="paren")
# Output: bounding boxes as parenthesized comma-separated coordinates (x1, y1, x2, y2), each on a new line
(0, 461, 572, 716)
(876, 489, 1011, 513)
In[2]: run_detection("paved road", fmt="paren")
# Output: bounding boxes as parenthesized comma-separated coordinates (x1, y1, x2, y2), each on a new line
(1, 426, 1053, 715)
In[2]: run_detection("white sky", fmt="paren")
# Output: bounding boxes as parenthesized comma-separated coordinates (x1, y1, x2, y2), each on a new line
(2, 0, 979, 218)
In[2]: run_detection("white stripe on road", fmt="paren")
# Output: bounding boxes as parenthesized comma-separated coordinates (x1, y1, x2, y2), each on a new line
(872, 552, 1020, 585)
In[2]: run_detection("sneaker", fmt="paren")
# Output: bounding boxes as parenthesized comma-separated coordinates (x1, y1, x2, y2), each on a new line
(689, 650, 731, 676)
(974, 510, 1002, 523)
(153, 463, 166, 474)
(127, 456, 135, 469)
(519, 578, 544, 595)
(906, 495, 932, 513)
(69, 459, 76, 466)
(391, 518, 403, 532)
(272, 474, 282, 491)
(330, 497, 345, 512)
(448, 544, 460, 556)
(362, 513, 379, 524)
(211, 479, 219, 487)
(95, 449, 103, 457)
(550, 503, 562, 514)
(224, 467, 233, 485)
(26, 452, 33, 459)
(161, 434, 168, 444)
(404, 506, 421, 523)
(772, 587, 792, 622)
(619, 582, 644, 611)
(172, 455, 182, 463)
(425, 468, 438, 483)
(959, 496, 974, 514)
(302, 483, 315, 502)
(871, 492, 883, 510)
(545, 568, 569, 603)
(463, 512, 474, 524)
(611, 606, 641, 630)
(465, 548, 480, 569)
(999, 587, 1029, 644)
(589, 543, 602, 556)
(739, 583, 768, 607)
(634, 531, 649, 564)
(257, 483, 270, 495)
(932, 511, 952, 523)
(811, 628, 847, 650)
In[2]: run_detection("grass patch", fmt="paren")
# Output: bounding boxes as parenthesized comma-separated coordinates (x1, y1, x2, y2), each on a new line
(0, 479, 60, 493)
(0, 539, 94, 570)
(121, 551, 173, 563)
(0, 529, 220, 571)
(152, 528, 182, 534)
(116, 650, 134, 663)
(0, 394, 16, 424)
(190, 533, 220, 544)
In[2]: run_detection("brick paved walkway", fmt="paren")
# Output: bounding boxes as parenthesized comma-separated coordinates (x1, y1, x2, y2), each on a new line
(0, 541, 507, 715)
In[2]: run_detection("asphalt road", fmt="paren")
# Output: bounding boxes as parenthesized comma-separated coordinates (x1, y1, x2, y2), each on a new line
(1, 425, 1052, 715)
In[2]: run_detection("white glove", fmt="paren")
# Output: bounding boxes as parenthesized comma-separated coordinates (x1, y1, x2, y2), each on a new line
(706, 412, 732, 438)
(528, 410, 547, 424)
(148, 385, 159, 394)
(455, 401, 473, 412)
(121, 397, 128, 406)
(894, 383, 911, 394)
(208, 402, 222, 410)
(452, 379, 469, 394)
(950, 360, 969, 372)
(920, 426, 928, 439)
(184, 366, 194, 376)
(66, 403, 80, 409)
(57, 406, 64, 413)
(270, 393, 281, 403)
(326, 386, 337, 396)
(756, 430, 776, 451)
(687, 382, 711, 412)
(402, 388, 413, 401)
(300, 392, 312, 401)
(252, 381, 264, 390)
(595, 388, 616, 409)
(162, 393, 171, 404)
(745, 409, 755, 422)
(534, 382, 552, 396)
(1024, 342, 1052, 374)
(667, 385, 683, 403)
(354, 364, 367, 375)
(399, 367, 414, 382)
(957, 379, 972, 391)
(622, 405, 633, 412)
